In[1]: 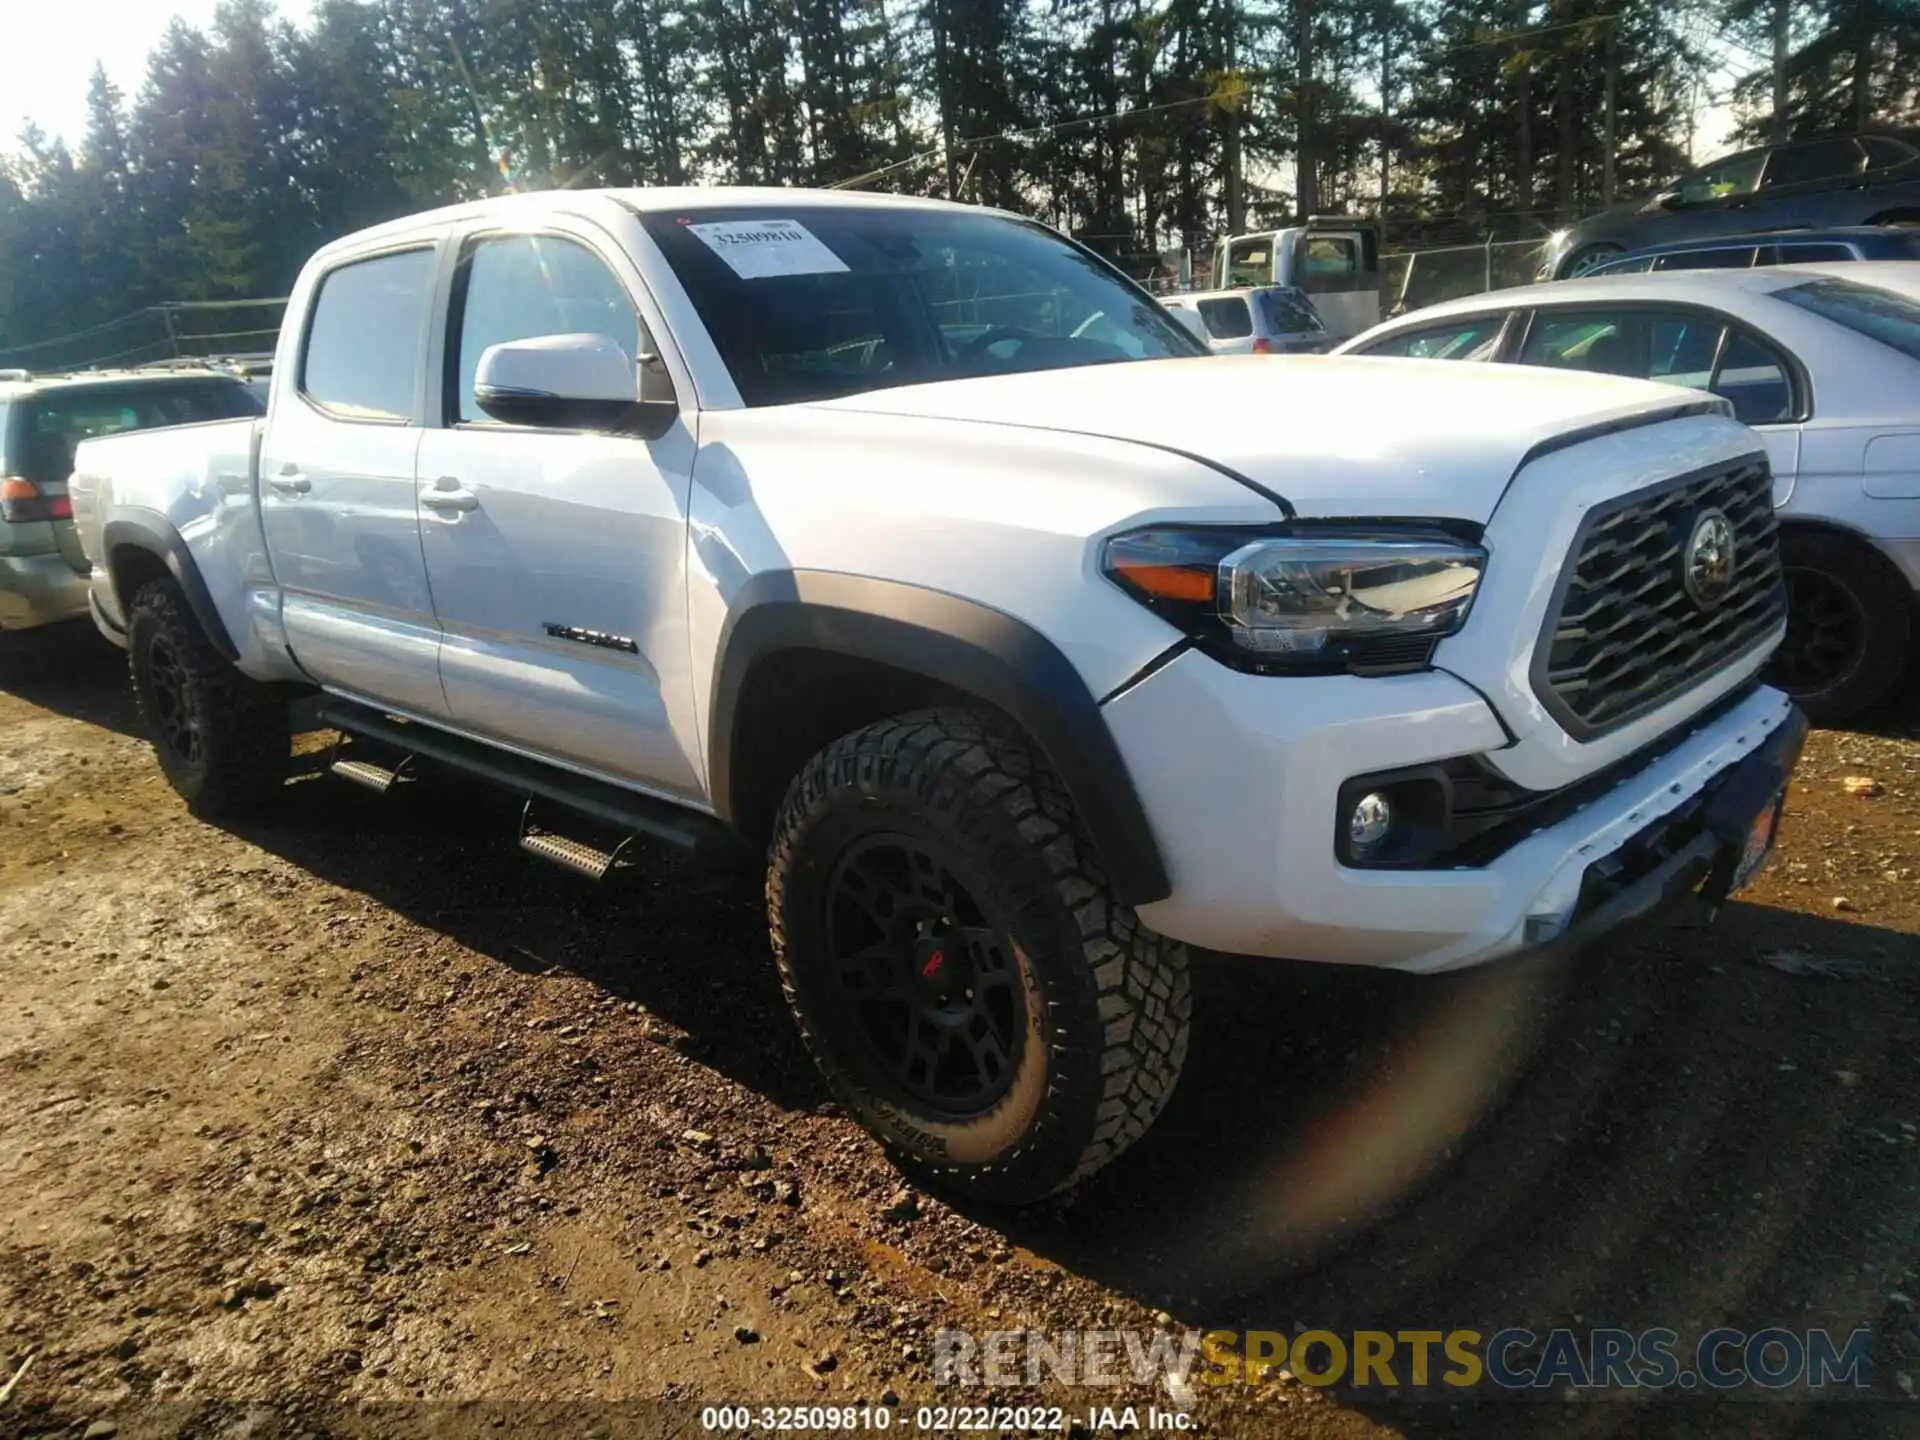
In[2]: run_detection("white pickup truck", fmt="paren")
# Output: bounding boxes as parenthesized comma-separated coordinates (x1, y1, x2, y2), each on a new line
(71, 188, 1806, 1203)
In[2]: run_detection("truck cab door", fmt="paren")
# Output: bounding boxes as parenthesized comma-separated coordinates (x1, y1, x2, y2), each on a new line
(412, 222, 705, 803)
(259, 241, 451, 718)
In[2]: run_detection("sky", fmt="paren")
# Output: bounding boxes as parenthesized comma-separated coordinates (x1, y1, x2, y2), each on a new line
(2, 0, 313, 149)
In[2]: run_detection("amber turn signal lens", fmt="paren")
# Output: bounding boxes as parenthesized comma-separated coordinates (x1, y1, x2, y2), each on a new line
(1107, 560, 1216, 603)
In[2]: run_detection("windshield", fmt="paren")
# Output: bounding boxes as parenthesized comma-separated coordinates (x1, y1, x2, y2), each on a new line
(639, 206, 1201, 406)
(1774, 277, 1920, 362)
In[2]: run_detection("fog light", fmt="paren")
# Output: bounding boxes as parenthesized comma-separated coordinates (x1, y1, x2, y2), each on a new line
(1349, 792, 1394, 854)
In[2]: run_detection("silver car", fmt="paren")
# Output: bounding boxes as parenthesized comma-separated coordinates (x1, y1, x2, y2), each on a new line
(1338, 263, 1920, 722)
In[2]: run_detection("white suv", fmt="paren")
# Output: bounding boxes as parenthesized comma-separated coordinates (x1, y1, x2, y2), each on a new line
(71, 189, 1806, 1202)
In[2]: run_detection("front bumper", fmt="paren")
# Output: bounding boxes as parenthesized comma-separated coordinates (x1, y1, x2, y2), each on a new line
(0, 551, 92, 632)
(1103, 650, 1802, 972)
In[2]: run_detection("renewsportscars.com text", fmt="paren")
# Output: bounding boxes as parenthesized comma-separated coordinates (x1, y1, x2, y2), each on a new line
(933, 1326, 1875, 1395)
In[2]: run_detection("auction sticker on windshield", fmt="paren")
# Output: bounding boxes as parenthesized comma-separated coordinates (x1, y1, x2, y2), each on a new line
(687, 219, 849, 279)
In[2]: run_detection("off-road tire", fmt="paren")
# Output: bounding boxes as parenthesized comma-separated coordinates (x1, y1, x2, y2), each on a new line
(128, 579, 289, 816)
(1769, 529, 1912, 725)
(767, 707, 1190, 1205)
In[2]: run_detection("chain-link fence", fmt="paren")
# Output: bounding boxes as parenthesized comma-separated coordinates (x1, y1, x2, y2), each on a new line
(1381, 238, 1551, 318)
(0, 299, 287, 375)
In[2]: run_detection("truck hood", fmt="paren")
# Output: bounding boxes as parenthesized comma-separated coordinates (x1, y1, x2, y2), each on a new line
(814, 355, 1713, 523)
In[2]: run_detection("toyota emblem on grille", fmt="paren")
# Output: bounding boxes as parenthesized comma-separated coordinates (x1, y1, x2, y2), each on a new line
(1683, 508, 1737, 609)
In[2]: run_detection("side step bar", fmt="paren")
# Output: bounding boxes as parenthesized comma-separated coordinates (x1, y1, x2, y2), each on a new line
(330, 755, 412, 794)
(316, 699, 732, 865)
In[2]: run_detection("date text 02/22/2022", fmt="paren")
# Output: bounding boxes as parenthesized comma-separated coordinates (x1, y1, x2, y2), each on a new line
(699, 1404, 1194, 1432)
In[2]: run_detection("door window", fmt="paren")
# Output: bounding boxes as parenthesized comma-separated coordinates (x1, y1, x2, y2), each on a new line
(454, 234, 646, 424)
(1519, 307, 1796, 423)
(1761, 139, 1865, 189)
(1300, 237, 1358, 289)
(301, 249, 436, 422)
(1521, 312, 1644, 377)
(1224, 236, 1275, 288)
(1675, 150, 1766, 204)
(1357, 315, 1506, 360)
(1653, 246, 1757, 270)
(1196, 297, 1254, 339)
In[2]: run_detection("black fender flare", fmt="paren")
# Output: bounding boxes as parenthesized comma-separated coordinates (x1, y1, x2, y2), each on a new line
(709, 571, 1172, 908)
(102, 511, 240, 661)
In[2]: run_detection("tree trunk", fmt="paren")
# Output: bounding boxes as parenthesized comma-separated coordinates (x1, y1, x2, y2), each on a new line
(929, 0, 958, 198)
(1377, 8, 1391, 218)
(1520, 63, 1536, 224)
(1554, 31, 1575, 222)
(1851, 0, 1873, 131)
(1222, 0, 1245, 232)
(1602, 18, 1616, 207)
(1295, 0, 1317, 218)
(1772, 0, 1791, 143)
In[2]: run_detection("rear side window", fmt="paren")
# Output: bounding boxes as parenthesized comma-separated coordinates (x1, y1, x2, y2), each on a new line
(1653, 246, 1756, 271)
(1713, 332, 1794, 423)
(301, 248, 436, 421)
(1775, 277, 1920, 362)
(1256, 289, 1324, 334)
(1775, 242, 1857, 262)
(1861, 136, 1918, 171)
(1196, 297, 1254, 339)
(1761, 139, 1865, 189)
(1360, 315, 1506, 360)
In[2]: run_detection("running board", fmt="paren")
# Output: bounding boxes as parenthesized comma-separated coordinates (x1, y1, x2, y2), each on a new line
(520, 831, 627, 881)
(315, 699, 730, 860)
(330, 756, 409, 794)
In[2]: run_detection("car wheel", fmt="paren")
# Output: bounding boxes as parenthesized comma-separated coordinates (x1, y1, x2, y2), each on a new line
(128, 579, 290, 815)
(1866, 209, 1920, 228)
(1561, 243, 1625, 278)
(1766, 530, 1913, 725)
(767, 707, 1190, 1205)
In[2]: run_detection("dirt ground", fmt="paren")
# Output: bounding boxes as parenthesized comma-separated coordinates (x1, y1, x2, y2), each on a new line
(2, 629, 1917, 1440)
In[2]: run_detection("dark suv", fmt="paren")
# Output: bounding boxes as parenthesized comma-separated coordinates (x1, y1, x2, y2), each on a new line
(1542, 130, 1920, 279)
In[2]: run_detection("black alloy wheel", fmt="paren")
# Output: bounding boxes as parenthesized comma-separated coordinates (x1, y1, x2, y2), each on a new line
(824, 833, 1026, 1117)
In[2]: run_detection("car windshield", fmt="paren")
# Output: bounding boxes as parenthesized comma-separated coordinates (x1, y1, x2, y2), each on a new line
(638, 206, 1201, 406)
(1775, 278, 1920, 363)
(1257, 288, 1324, 334)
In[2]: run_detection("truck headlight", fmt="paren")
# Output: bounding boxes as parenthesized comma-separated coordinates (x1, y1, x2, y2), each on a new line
(1103, 527, 1486, 675)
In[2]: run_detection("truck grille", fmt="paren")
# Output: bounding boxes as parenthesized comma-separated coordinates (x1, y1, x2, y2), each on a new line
(1535, 459, 1783, 739)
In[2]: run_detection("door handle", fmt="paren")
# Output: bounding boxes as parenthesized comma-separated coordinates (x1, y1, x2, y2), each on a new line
(266, 468, 311, 495)
(421, 479, 479, 514)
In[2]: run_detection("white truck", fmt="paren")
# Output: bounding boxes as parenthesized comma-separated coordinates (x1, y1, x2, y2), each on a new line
(71, 188, 1805, 1204)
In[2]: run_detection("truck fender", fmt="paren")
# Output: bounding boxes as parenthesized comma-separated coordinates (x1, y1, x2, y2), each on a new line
(709, 571, 1172, 908)
(101, 511, 240, 662)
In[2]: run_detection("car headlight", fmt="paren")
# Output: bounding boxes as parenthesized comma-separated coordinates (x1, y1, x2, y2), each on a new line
(1102, 526, 1486, 675)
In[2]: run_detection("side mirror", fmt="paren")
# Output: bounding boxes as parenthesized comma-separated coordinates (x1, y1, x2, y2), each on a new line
(1654, 188, 1686, 211)
(1165, 306, 1211, 346)
(473, 332, 678, 438)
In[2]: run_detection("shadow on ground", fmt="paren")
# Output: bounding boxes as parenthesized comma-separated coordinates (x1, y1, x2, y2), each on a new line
(0, 620, 140, 737)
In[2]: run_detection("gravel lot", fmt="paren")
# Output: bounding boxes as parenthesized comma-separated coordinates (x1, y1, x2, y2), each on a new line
(2, 629, 1917, 1439)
